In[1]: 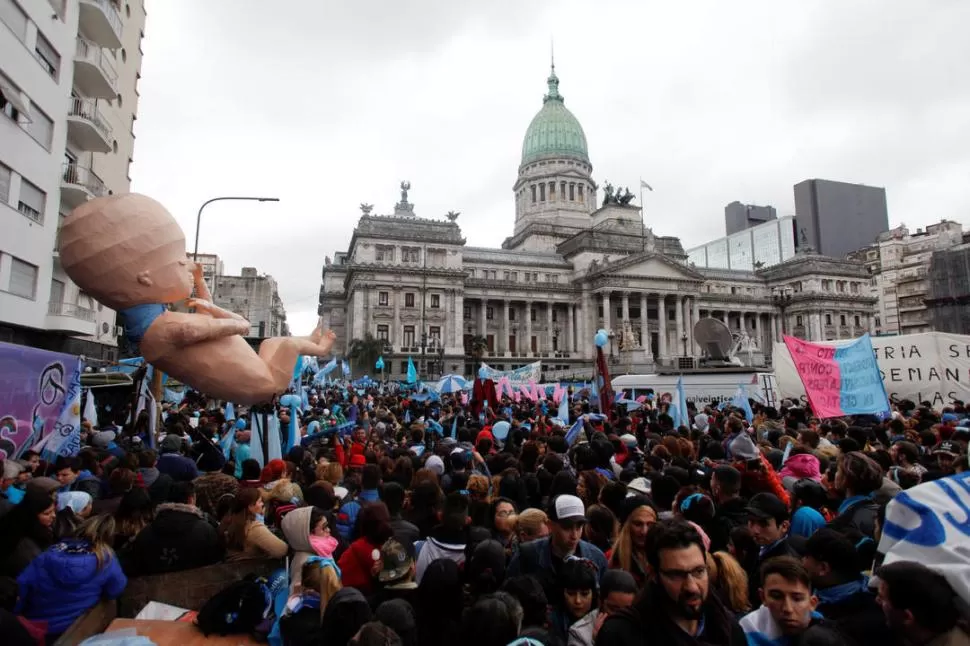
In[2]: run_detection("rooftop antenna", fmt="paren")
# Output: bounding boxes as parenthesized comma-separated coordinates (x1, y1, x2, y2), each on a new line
(550, 37, 555, 73)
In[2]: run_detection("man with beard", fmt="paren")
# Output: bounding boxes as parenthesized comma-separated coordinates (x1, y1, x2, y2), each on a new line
(596, 519, 746, 645)
(876, 561, 969, 646)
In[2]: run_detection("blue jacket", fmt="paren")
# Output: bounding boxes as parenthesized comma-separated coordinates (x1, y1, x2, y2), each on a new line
(507, 536, 607, 604)
(336, 488, 380, 541)
(16, 539, 127, 634)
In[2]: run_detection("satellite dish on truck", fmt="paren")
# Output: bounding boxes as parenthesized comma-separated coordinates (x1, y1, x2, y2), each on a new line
(694, 318, 735, 363)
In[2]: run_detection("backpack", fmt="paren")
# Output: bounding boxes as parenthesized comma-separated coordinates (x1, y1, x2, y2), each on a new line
(195, 574, 272, 636)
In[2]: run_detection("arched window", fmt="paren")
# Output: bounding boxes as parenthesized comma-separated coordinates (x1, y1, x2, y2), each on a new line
(578, 184, 584, 201)
(531, 185, 537, 203)
(569, 183, 575, 201)
(539, 183, 546, 201)
(549, 182, 555, 200)
(561, 181, 567, 199)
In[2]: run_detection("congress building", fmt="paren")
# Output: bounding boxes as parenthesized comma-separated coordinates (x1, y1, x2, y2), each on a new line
(319, 65, 876, 381)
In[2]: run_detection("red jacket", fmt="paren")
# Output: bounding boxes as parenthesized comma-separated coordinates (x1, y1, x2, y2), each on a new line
(337, 537, 380, 595)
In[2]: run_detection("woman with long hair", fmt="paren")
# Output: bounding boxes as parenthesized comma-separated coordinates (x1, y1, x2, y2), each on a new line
(606, 496, 658, 588)
(278, 557, 343, 644)
(486, 497, 518, 557)
(708, 550, 750, 616)
(113, 487, 154, 551)
(337, 502, 394, 595)
(15, 514, 127, 640)
(0, 487, 57, 577)
(220, 487, 288, 561)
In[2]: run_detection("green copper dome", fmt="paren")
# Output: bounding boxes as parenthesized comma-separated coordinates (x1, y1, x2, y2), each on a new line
(520, 66, 589, 166)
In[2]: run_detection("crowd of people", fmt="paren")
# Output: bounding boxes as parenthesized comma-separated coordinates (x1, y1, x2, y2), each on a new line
(1, 383, 969, 646)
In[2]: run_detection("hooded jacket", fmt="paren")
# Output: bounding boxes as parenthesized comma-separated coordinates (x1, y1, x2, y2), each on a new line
(779, 454, 822, 482)
(281, 506, 315, 593)
(120, 502, 223, 576)
(414, 523, 490, 584)
(137, 466, 173, 506)
(16, 539, 127, 634)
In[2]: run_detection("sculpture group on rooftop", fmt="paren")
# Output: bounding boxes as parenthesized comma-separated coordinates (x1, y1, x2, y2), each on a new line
(602, 181, 636, 206)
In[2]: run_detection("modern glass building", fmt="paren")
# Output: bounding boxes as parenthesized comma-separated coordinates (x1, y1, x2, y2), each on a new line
(687, 216, 797, 270)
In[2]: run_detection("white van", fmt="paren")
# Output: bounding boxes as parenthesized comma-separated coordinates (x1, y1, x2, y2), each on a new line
(612, 371, 779, 408)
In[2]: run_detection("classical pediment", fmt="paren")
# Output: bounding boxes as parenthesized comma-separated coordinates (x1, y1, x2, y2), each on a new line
(588, 252, 704, 281)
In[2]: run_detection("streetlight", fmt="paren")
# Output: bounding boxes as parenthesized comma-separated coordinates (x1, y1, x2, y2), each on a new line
(771, 288, 793, 336)
(681, 332, 688, 357)
(192, 196, 280, 261)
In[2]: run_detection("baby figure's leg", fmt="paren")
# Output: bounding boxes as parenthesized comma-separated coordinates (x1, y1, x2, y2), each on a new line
(256, 326, 337, 393)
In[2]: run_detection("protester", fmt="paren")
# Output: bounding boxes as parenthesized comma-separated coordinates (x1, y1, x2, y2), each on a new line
(0, 486, 56, 578)
(220, 486, 289, 561)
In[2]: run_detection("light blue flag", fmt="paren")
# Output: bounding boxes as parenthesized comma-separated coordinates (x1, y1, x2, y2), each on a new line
(279, 393, 301, 452)
(220, 426, 234, 461)
(313, 358, 338, 384)
(557, 390, 568, 423)
(404, 409, 411, 424)
(266, 411, 283, 462)
(451, 415, 458, 438)
(671, 376, 689, 429)
(406, 357, 417, 384)
(731, 384, 754, 424)
(590, 378, 600, 410)
(427, 419, 444, 436)
(249, 412, 265, 468)
(564, 418, 584, 446)
(224, 402, 236, 421)
(301, 386, 310, 413)
(341, 360, 351, 377)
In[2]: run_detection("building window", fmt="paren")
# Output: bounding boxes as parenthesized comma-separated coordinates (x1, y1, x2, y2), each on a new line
(510, 272, 517, 282)
(378, 291, 388, 306)
(402, 325, 415, 347)
(429, 326, 441, 342)
(8, 257, 38, 299)
(569, 183, 575, 200)
(0, 162, 10, 204)
(0, 0, 28, 42)
(796, 315, 803, 326)
(854, 315, 861, 327)
(552, 309, 558, 322)
(405, 293, 415, 308)
(825, 314, 832, 325)
(26, 105, 53, 149)
(531, 308, 537, 322)
(539, 183, 546, 201)
(463, 305, 471, 320)
(33, 32, 60, 79)
(578, 184, 584, 200)
(509, 308, 515, 321)
(376, 245, 394, 262)
(503, 270, 510, 281)
(840, 314, 846, 326)
(402, 247, 420, 264)
(530, 185, 536, 203)
(561, 181, 566, 198)
(430, 294, 440, 309)
(376, 325, 389, 341)
(524, 273, 531, 283)
(400, 361, 408, 374)
(17, 178, 45, 224)
(486, 307, 494, 320)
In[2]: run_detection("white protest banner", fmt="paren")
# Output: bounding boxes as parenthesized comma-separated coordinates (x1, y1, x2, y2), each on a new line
(479, 361, 542, 385)
(878, 471, 970, 606)
(773, 331, 970, 408)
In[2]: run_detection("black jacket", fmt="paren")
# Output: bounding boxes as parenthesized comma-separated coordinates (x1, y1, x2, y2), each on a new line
(828, 498, 879, 539)
(711, 497, 748, 553)
(816, 586, 896, 646)
(596, 583, 747, 646)
(747, 538, 799, 606)
(120, 503, 224, 577)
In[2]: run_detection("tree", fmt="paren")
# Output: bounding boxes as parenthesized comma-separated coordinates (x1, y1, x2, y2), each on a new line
(348, 333, 386, 376)
(468, 335, 489, 360)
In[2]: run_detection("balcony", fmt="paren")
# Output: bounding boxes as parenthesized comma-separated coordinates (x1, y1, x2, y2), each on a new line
(78, 0, 122, 49)
(66, 98, 112, 153)
(73, 39, 118, 99)
(61, 162, 108, 209)
(46, 301, 97, 335)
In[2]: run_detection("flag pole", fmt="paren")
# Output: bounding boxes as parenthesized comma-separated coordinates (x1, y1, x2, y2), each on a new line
(639, 177, 645, 251)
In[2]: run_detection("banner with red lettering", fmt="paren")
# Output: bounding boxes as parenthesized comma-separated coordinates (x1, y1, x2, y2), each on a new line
(782, 334, 890, 419)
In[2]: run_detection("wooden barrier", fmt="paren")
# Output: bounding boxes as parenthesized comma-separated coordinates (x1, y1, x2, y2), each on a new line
(53, 599, 117, 646)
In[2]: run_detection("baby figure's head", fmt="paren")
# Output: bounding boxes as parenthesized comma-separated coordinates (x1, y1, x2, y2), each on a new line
(60, 193, 194, 310)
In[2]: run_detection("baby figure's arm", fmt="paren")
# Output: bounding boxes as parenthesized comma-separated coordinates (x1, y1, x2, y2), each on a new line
(166, 314, 250, 347)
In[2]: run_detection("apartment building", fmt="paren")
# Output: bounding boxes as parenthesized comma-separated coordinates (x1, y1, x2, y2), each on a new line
(0, 0, 145, 360)
(213, 267, 290, 339)
(847, 220, 964, 335)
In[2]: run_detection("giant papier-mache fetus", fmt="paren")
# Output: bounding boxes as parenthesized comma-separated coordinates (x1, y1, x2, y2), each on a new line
(59, 193, 336, 404)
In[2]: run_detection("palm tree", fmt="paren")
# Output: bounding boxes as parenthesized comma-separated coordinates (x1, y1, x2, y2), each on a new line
(468, 335, 489, 360)
(348, 333, 386, 376)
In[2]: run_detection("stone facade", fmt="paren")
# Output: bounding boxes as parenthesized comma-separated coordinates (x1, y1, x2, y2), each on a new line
(318, 68, 877, 380)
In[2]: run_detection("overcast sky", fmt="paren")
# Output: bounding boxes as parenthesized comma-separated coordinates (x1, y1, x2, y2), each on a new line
(130, 0, 970, 334)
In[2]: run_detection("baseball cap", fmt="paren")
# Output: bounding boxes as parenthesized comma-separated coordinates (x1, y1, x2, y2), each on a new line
(746, 492, 789, 523)
(933, 441, 958, 457)
(549, 494, 586, 524)
(378, 539, 414, 583)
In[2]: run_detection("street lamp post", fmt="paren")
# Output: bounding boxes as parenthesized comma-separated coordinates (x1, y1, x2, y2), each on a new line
(192, 196, 280, 262)
(681, 333, 688, 358)
(772, 288, 793, 337)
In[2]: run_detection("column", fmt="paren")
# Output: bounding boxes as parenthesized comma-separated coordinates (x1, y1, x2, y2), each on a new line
(479, 298, 487, 340)
(601, 292, 611, 332)
(524, 300, 533, 356)
(352, 290, 364, 339)
(657, 295, 667, 359)
(674, 295, 684, 356)
(722, 310, 729, 327)
(391, 289, 400, 347)
(566, 304, 574, 354)
(546, 302, 554, 353)
(621, 293, 630, 327)
(502, 300, 510, 355)
(454, 291, 464, 349)
(691, 298, 700, 355)
(640, 293, 651, 359)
